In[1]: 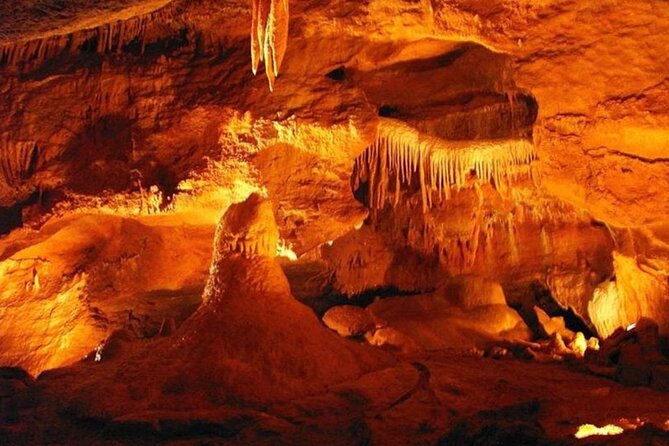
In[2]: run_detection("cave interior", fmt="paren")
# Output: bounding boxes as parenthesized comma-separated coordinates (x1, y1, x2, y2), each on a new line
(1, 0, 669, 445)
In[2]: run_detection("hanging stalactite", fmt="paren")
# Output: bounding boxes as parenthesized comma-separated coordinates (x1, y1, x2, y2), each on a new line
(250, 0, 289, 91)
(0, 139, 38, 188)
(353, 117, 538, 213)
(0, 3, 180, 71)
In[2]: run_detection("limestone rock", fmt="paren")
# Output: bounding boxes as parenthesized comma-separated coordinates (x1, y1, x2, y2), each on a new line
(322, 306, 376, 337)
(366, 291, 529, 352)
(45, 193, 393, 418)
(365, 327, 418, 355)
(215, 193, 279, 259)
(0, 214, 212, 375)
(587, 318, 669, 389)
(587, 337, 600, 352)
(442, 276, 507, 310)
(568, 332, 588, 357)
(533, 306, 575, 341)
(588, 254, 669, 338)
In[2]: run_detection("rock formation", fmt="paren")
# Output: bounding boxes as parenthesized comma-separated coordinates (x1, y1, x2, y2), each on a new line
(1, 0, 669, 444)
(250, 0, 289, 90)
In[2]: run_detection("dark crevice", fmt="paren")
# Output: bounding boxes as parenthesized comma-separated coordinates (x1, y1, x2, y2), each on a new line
(326, 66, 346, 81)
(0, 189, 40, 235)
(0, 204, 23, 235)
(378, 105, 399, 117)
(294, 283, 428, 318)
(524, 281, 596, 338)
(378, 44, 469, 73)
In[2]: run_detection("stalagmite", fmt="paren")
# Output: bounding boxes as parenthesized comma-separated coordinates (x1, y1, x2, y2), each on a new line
(353, 118, 537, 213)
(250, 0, 289, 91)
(214, 193, 279, 261)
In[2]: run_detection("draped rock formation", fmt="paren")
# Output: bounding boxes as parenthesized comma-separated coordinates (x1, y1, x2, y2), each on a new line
(353, 118, 537, 213)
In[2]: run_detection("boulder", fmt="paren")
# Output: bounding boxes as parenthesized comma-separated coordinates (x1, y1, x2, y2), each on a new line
(466, 304, 529, 336)
(587, 337, 600, 352)
(568, 332, 588, 357)
(442, 276, 507, 310)
(548, 333, 569, 355)
(365, 327, 418, 354)
(322, 305, 376, 337)
(533, 306, 575, 341)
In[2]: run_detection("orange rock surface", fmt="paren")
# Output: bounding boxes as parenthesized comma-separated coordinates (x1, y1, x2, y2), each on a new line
(1, 1, 669, 444)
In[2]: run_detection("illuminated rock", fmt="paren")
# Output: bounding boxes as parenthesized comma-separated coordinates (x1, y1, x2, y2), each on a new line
(442, 275, 507, 310)
(574, 423, 624, 439)
(250, 0, 289, 91)
(534, 306, 575, 341)
(353, 118, 536, 213)
(569, 332, 588, 357)
(364, 327, 419, 354)
(0, 0, 668, 441)
(0, 214, 213, 375)
(213, 192, 279, 260)
(589, 253, 669, 338)
(366, 291, 529, 351)
(52, 193, 392, 414)
(322, 305, 376, 337)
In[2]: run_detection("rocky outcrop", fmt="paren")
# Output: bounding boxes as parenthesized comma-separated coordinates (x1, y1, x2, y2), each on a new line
(363, 281, 530, 352)
(588, 252, 669, 337)
(0, 214, 212, 375)
(587, 318, 669, 391)
(38, 193, 392, 419)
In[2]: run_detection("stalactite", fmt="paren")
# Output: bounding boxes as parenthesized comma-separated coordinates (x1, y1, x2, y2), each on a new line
(250, 0, 289, 91)
(540, 226, 552, 256)
(0, 3, 180, 71)
(484, 221, 495, 266)
(0, 139, 38, 187)
(507, 213, 520, 265)
(353, 118, 537, 213)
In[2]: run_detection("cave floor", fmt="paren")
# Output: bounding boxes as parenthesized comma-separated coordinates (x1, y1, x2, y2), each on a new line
(1, 212, 668, 445)
(3, 350, 669, 445)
